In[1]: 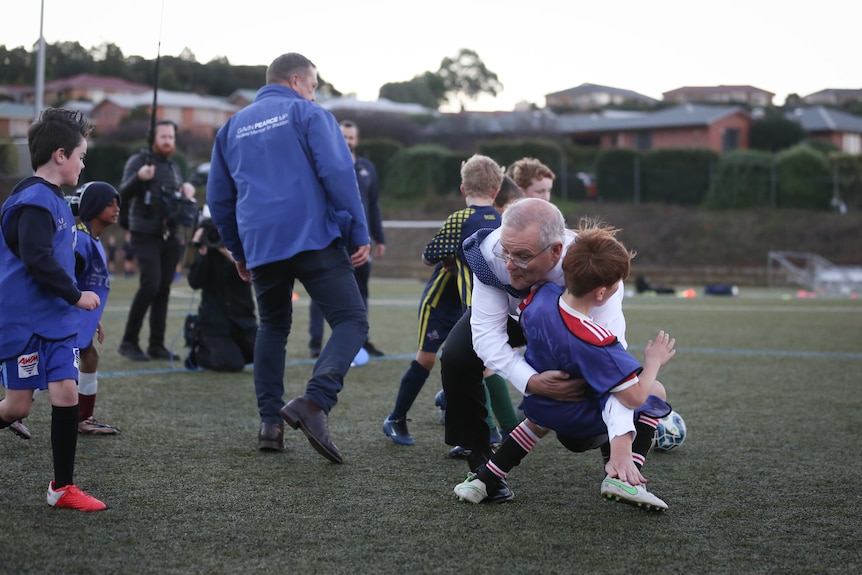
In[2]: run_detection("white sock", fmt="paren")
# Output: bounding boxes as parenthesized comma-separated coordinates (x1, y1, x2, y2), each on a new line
(78, 371, 98, 396)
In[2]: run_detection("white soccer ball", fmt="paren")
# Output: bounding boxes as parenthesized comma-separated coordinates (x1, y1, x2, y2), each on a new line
(653, 410, 686, 451)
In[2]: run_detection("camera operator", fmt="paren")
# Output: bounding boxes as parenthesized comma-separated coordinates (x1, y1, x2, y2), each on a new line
(117, 120, 197, 362)
(185, 207, 257, 372)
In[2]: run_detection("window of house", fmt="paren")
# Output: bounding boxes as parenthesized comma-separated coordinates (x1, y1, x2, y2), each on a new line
(843, 133, 861, 154)
(722, 129, 740, 152)
(635, 131, 652, 150)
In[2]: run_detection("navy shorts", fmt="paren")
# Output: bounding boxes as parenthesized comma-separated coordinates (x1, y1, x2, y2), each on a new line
(417, 274, 463, 353)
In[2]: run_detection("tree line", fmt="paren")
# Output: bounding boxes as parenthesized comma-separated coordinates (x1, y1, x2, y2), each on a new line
(0, 42, 503, 110)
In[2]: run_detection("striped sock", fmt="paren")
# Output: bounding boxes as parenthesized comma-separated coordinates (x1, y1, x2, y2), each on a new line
(481, 420, 542, 484)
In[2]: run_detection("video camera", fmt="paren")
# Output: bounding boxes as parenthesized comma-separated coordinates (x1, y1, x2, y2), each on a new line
(192, 206, 222, 249)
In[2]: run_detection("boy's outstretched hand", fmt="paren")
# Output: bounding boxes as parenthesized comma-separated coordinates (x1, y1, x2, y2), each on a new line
(644, 330, 676, 367)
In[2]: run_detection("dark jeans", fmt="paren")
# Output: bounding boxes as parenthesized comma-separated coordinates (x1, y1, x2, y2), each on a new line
(123, 232, 181, 348)
(308, 260, 370, 346)
(252, 243, 368, 423)
(440, 309, 526, 450)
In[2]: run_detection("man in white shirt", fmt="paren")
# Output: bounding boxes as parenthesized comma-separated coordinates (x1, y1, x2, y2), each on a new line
(440, 198, 626, 502)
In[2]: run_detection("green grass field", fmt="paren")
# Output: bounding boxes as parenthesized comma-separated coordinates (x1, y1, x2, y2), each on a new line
(2, 276, 861, 574)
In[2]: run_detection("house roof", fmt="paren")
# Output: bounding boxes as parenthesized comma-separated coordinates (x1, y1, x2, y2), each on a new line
(94, 90, 238, 112)
(421, 104, 747, 136)
(0, 85, 33, 97)
(44, 74, 150, 92)
(663, 84, 775, 97)
(803, 88, 862, 99)
(0, 102, 36, 119)
(61, 100, 96, 115)
(558, 104, 748, 132)
(545, 83, 658, 103)
(785, 106, 862, 133)
(319, 95, 436, 115)
(420, 109, 559, 136)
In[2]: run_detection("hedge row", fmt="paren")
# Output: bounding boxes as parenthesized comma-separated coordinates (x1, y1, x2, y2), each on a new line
(368, 138, 858, 211)
(8, 137, 859, 212)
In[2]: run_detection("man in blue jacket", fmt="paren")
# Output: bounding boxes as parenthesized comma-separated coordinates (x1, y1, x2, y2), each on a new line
(207, 52, 370, 464)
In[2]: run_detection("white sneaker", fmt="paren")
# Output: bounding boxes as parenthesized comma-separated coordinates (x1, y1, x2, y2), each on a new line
(601, 476, 667, 511)
(453, 473, 488, 504)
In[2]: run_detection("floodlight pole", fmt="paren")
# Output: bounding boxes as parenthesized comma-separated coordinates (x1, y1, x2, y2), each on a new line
(34, 0, 46, 119)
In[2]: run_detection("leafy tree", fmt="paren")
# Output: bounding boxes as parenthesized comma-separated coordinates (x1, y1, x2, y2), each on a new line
(478, 139, 563, 176)
(45, 41, 94, 81)
(784, 93, 802, 107)
(703, 149, 773, 209)
(595, 148, 640, 203)
(0, 45, 35, 85)
(379, 72, 445, 109)
(750, 114, 807, 152)
(641, 148, 718, 205)
(436, 49, 502, 110)
(91, 42, 127, 78)
(385, 145, 463, 198)
(775, 145, 831, 209)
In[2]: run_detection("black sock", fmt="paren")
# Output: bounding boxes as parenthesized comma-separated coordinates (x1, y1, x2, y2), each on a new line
(468, 447, 492, 474)
(600, 441, 611, 465)
(51, 404, 79, 488)
(633, 416, 659, 469)
(390, 361, 430, 420)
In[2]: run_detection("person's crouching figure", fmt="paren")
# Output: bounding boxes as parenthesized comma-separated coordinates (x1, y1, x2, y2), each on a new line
(185, 207, 257, 372)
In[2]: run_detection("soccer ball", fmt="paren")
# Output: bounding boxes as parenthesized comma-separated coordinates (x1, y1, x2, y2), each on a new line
(653, 410, 686, 451)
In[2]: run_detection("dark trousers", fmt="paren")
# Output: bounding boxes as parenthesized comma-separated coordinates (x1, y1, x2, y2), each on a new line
(252, 243, 367, 423)
(308, 260, 371, 346)
(440, 309, 526, 450)
(194, 328, 255, 372)
(123, 232, 181, 348)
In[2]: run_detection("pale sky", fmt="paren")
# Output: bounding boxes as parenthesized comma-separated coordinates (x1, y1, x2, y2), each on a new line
(4, 0, 859, 110)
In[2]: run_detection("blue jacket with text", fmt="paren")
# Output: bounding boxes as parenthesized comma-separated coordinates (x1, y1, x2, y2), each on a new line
(207, 84, 369, 269)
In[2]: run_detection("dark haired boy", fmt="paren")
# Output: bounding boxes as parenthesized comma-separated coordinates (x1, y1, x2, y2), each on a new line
(0, 108, 106, 511)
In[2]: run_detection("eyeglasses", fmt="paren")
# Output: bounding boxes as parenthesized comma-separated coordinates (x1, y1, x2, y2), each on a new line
(493, 244, 553, 269)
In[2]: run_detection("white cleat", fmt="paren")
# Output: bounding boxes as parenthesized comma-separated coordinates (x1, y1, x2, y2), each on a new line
(453, 473, 488, 504)
(601, 476, 668, 511)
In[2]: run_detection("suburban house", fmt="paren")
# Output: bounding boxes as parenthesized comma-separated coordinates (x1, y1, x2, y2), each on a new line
(785, 106, 862, 154)
(227, 88, 258, 108)
(0, 85, 33, 104)
(90, 89, 238, 140)
(558, 104, 751, 153)
(422, 104, 750, 155)
(662, 85, 774, 107)
(0, 102, 35, 138)
(545, 83, 659, 110)
(802, 88, 862, 107)
(3, 72, 862, 165)
(13, 74, 151, 105)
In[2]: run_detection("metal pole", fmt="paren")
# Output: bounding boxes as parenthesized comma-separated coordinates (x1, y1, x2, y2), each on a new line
(559, 148, 567, 202)
(769, 158, 777, 208)
(34, 0, 46, 119)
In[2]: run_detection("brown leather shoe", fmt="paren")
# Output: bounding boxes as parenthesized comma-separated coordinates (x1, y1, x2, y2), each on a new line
(258, 422, 285, 452)
(280, 396, 343, 463)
